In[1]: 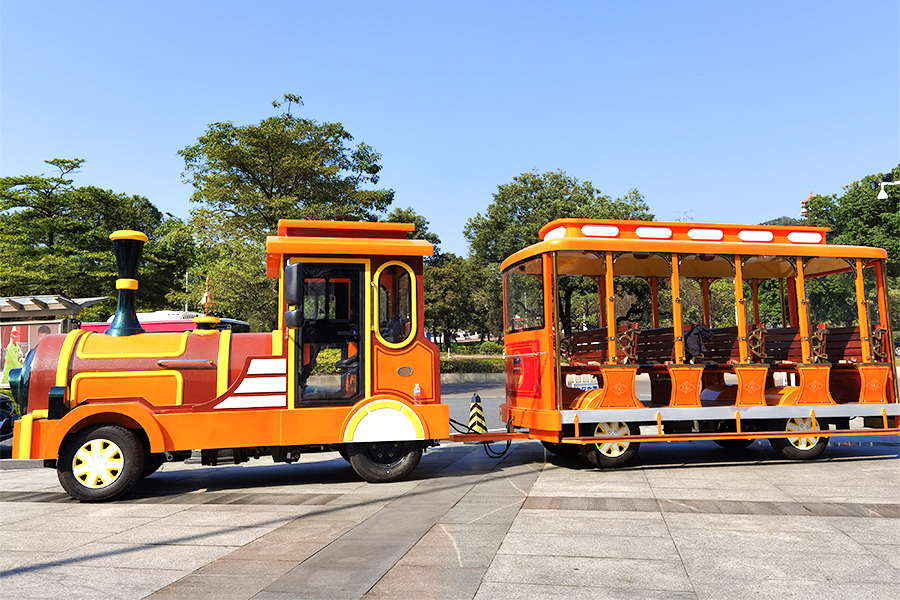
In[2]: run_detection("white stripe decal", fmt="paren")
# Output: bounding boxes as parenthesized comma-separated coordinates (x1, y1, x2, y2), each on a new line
(215, 395, 287, 409)
(247, 358, 287, 375)
(234, 376, 287, 394)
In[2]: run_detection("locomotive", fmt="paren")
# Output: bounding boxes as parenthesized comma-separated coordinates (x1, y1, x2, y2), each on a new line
(10, 222, 449, 501)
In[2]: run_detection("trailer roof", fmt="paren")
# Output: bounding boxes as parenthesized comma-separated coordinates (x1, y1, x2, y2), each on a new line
(501, 219, 887, 271)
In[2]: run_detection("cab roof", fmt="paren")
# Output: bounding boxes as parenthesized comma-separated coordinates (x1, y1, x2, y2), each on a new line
(266, 220, 433, 277)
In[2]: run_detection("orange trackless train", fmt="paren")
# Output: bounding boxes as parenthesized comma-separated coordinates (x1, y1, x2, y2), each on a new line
(9, 219, 900, 501)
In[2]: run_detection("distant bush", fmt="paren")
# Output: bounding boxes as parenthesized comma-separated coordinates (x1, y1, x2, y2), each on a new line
(440, 357, 505, 373)
(312, 348, 342, 374)
(478, 340, 503, 354)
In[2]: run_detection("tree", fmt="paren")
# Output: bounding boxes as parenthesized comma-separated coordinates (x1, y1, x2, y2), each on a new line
(423, 253, 474, 348)
(0, 159, 194, 320)
(465, 170, 653, 265)
(805, 165, 900, 276)
(382, 206, 442, 259)
(464, 170, 654, 336)
(178, 95, 394, 330)
(180, 94, 393, 243)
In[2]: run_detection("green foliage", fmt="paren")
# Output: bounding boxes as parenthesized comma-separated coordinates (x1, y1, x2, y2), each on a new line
(464, 170, 653, 265)
(424, 253, 474, 346)
(478, 340, 503, 354)
(178, 96, 395, 330)
(180, 94, 393, 243)
(439, 357, 505, 373)
(464, 170, 653, 337)
(382, 206, 441, 258)
(804, 165, 900, 277)
(311, 348, 343, 375)
(0, 159, 194, 317)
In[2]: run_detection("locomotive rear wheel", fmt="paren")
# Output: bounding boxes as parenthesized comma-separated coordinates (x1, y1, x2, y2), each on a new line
(348, 440, 423, 483)
(768, 417, 829, 460)
(580, 422, 640, 468)
(58, 424, 144, 502)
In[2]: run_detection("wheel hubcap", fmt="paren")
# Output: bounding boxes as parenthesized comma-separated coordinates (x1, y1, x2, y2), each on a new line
(592, 422, 631, 457)
(785, 417, 820, 450)
(72, 438, 124, 488)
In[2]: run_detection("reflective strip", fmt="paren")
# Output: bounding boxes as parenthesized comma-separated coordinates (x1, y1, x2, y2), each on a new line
(56, 330, 86, 388)
(216, 331, 231, 395)
(561, 403, 900, 423)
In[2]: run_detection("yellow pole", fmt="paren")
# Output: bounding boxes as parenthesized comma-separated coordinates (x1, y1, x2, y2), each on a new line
(734, 256, 749, 363)
(671, 254, 684, 364)
(606, 251, 616, 364)
(854, 258, 872, 362)
(796, 257, 811, 363)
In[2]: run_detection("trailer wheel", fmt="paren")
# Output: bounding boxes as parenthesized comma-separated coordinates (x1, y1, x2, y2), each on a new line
(540, 441, 581, 457)
(58, 424, 144, 502)
(769, 417, 829, 460)
(581, 422, 640, 468)
(348, 441, 423, 483)
(714, 438, 754, 450)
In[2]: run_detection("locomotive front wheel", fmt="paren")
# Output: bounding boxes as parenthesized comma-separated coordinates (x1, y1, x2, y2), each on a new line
(58, 424, 144, 502)
(768, 417, 829, 460)
(348, 440, 423, 483)
(580, 422, 640, 468)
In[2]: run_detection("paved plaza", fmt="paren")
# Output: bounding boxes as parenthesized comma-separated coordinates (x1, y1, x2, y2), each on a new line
(1, 384, 898, 600)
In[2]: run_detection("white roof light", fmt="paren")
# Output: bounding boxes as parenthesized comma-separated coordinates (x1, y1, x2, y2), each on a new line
(543, 226, 566, 240)
(787, 231, 822, 244)
(581, 224, 620, 237)
(687, 228, 724, 241)
(635, 226, 672, 239)
(738, 230, 774, 242)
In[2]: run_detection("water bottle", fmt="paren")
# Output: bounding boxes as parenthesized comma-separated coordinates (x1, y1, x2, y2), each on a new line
(413, 383, 422, 404)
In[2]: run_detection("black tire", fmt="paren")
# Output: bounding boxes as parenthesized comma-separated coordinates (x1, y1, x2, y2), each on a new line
(348, 441, 423, 483)
(58, 424, 145, 502)
(541, 440, 581, 457)
(580, 422, 640, 468)
(141, 453, 166, 479)
(714, 438, 754, 450)
(768, 418, 829, 460)
(336, 445, 351, 463)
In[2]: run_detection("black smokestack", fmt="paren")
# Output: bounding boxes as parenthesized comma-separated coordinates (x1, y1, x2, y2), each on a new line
(104, 230, 148, 337)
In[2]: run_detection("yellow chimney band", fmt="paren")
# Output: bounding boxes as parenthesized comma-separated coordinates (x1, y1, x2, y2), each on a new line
(116, 279, 139, 290)
(109, 230, 149, 242)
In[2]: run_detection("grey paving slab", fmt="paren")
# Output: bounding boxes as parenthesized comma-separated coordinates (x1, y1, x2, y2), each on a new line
(145, 573, 280, 600)
(499, 531, 681, 560)
(473, 582, 696, 600)
(2, 565, 189, 600)
(483, 554, 694, 592)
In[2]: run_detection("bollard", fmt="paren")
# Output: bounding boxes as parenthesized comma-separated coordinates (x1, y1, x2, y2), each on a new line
(468, 393, 487, 434)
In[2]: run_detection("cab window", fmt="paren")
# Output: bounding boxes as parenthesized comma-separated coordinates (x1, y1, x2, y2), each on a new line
(377, 264, 414, 345)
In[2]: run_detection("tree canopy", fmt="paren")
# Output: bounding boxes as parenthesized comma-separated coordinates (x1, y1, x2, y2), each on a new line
(804, 165, 900, 276)
(180, 94, 393, 243)
(0, 159, 194, 320)
(464, 169, 654, 265)
(464, 169, 654, 336)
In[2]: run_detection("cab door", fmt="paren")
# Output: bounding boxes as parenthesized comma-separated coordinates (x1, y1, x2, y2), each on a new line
(292, 263, 366, 406)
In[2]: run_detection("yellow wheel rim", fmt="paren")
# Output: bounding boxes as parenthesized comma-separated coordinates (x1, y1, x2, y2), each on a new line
(785, 417, 820, 450)
(593, 422, 632, 457)
(72, 438, 124, 489)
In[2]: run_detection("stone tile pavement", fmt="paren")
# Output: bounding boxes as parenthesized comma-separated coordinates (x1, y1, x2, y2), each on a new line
(1, 430, 898, 599)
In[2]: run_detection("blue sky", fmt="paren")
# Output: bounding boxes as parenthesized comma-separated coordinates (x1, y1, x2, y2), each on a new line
(2, 1, 897, 255)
